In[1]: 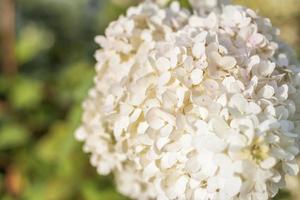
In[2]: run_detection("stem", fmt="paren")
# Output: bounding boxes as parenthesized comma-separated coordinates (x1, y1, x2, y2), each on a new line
(1, 0, 17, 76)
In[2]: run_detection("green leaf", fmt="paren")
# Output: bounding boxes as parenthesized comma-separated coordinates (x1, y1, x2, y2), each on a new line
(274, 190, 293, 200)
(0, 173, 3, 190)
(0, 123, 30, 150)
(0, 76, 10, 94)
(22, 183, 49, 200)
(9, 76, 43, 110)
(0, 196, 15, 200)
(16, 24, 55, 64)
(35, 121, 76, 163)
(82, 181, 128, 200)
(55, 62, 94, 104)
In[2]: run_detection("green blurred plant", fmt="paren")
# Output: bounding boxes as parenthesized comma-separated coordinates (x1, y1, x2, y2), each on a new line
(16, 24, 54, 64)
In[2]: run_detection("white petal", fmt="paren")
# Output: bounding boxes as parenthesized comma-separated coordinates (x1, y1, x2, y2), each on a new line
(75, 127, 87, 141)
(248, 55, 260, 69)
(185, 158, 201, 173)
(207, 176, 221, 193)
(277, 53, 289, 67)
(209, 117, 230, 137)
(193, 134, 227, 153)
(258, 119, 280, 133)
(157, 57, 171, 71)
(257, 85, 274, 99)
(200, 161, 218, 178)
(219, 56, 237, 70)
(143, 161, 159, 180)
(156, 137, 170, 150)
(194, 32, 208, 43)
(193, 188, 208, 200)
(264, 105, 276, 116)
(130, 108, 142, 122)
(113, 116, 130, 139)
(190, 68, 204, 85)
(160, 124, 173, 137)
(283, 161, 299, 176)
(247, 102, 262, 114)
(176, 87, 188, 107)
(260, 157, 277, 169)
(258, 60, 275, 76)
(161, 152, 178, 169)
(137, 121, 149, 134)
(195, 120, 209, 134)
(189, 16, 204, 27)
(216, 94, 227, 107)
(240, 180, 255, 196)
(192, 43, 205, 59)
(166, 176, 188, 199)
(229, 94, 248, 113)
(137, 134, 153, 145)
(275, 84, 289, 101)
(214, 154, 234, 177)
(159, 72, 172, 86)
(146, 114, 165, 130)
(192, 95, 212, 106)
(198, 106, 209, 120)
(223, 176, 242, 197)
(120, 103, 134, 115)
(146, 108, 176, 129)
(97, 163, 112, 175)
(203, 79, 219, 91)
(249, 33, 264, 46)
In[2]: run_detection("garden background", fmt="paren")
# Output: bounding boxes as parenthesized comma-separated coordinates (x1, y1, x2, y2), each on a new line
(0, 0, 299, 199)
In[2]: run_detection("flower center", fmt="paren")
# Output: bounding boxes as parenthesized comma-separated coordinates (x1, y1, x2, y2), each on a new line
(250, 143, 269, 163)
(244, 137, 270, 164)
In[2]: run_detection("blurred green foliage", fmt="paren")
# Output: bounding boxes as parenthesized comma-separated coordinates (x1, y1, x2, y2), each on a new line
(1, 0, 131, 199)
(0, 0, 299, 199)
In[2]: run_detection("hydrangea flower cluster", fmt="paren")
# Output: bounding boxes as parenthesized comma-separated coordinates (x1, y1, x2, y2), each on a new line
(76, 1, 300, 199)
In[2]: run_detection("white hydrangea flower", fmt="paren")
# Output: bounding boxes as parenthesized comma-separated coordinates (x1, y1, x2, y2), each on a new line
(76, 1, 300, 199)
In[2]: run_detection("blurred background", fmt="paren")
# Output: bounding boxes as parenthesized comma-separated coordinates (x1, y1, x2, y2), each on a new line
(0, 0, 299, 199)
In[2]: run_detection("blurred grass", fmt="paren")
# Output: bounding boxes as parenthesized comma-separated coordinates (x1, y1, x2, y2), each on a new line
(0, 0, 299, 199)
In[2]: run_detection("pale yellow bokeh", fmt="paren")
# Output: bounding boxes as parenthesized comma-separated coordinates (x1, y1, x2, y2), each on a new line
(234, 0, 300, 50)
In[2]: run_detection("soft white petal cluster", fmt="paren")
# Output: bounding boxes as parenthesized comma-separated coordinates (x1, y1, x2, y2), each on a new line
(76, 1, 300, 200)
